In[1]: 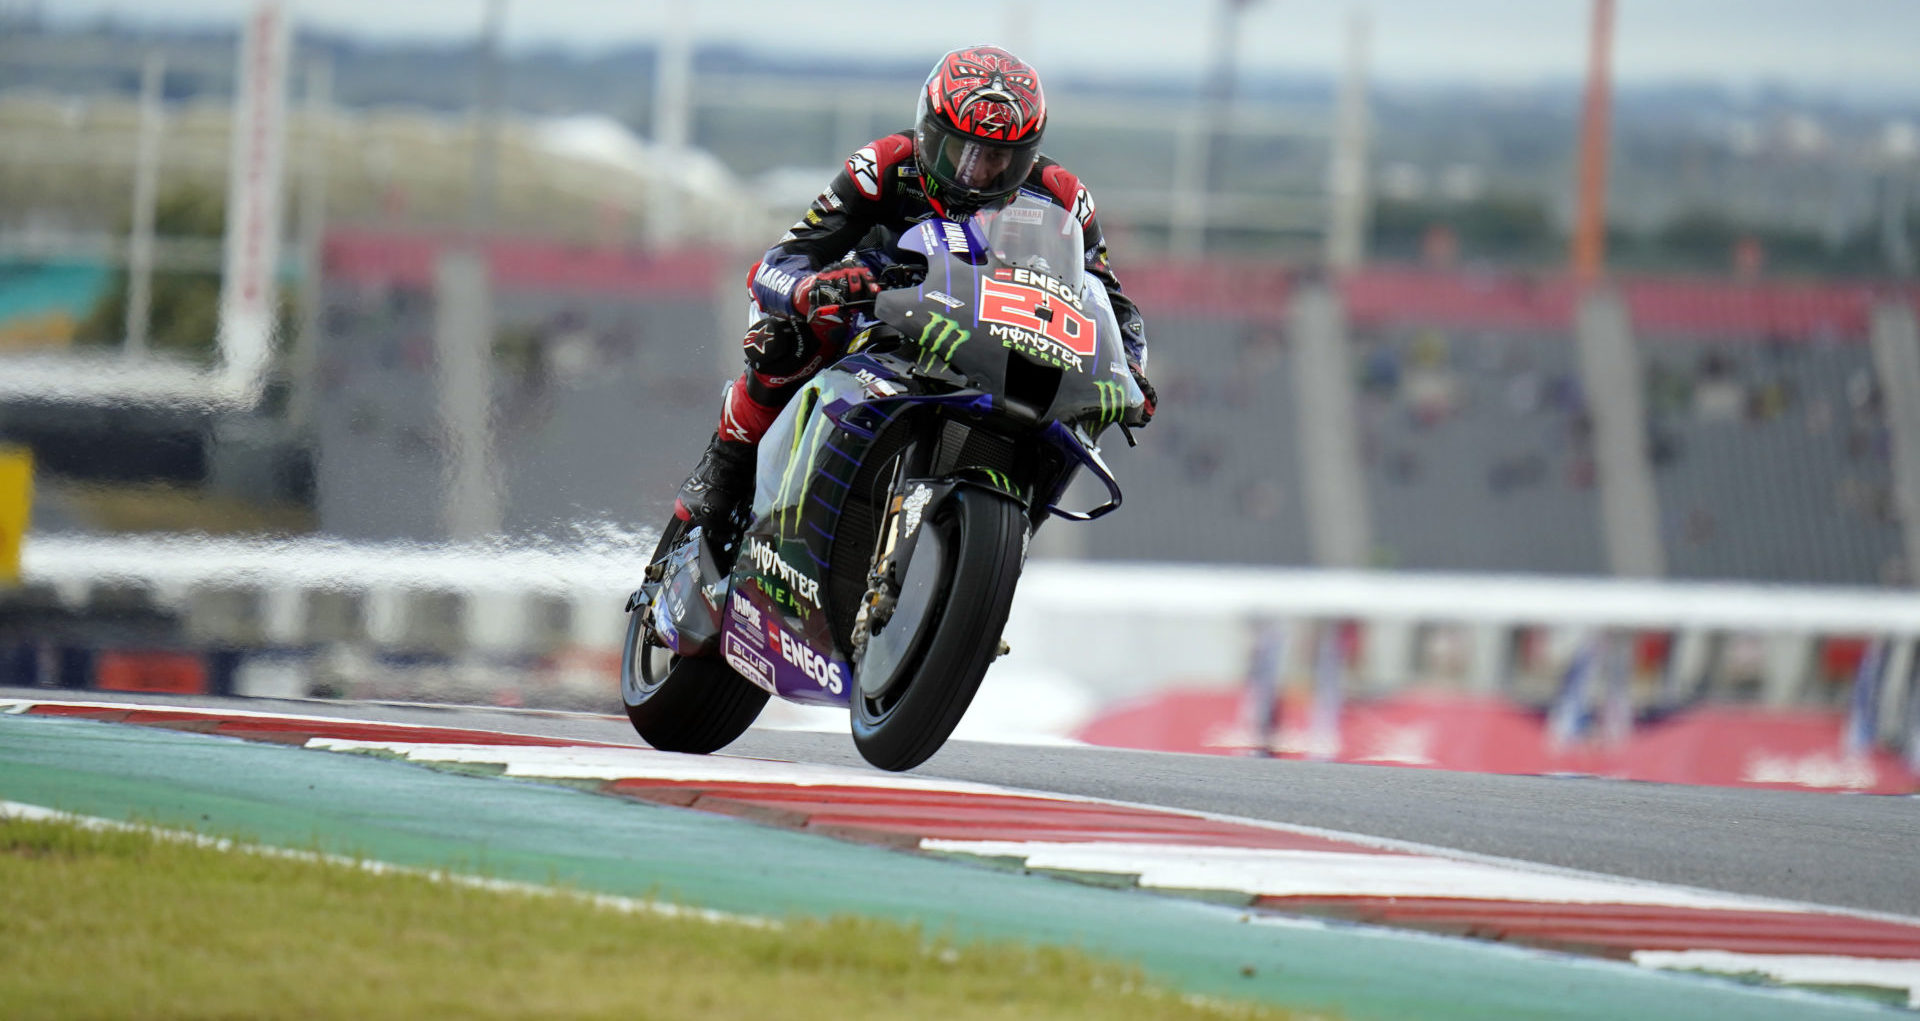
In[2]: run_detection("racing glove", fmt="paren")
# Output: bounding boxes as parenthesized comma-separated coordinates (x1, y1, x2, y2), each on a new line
(1128, 358, 1157, 426)
(790, 265, 880, 341)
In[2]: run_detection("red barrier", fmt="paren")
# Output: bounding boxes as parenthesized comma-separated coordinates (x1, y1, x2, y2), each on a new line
(320, 229, 1920, 341)
(93, 651, 208, 695)
(1076, 688, 1917, 793)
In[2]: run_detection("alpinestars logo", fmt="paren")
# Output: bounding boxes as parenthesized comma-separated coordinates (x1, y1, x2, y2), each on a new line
(744, 537, 820, 607)
(776, 628, 844, 694)
(847, 146, 881, 200)
(1071, 185, 1096, 230)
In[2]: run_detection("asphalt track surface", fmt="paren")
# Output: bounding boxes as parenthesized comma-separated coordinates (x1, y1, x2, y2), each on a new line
(10, 687, 1918, 921)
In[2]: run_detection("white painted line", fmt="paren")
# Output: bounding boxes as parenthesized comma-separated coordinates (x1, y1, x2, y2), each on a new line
(1632, 950, 1920, 1008)
(0, 799, 774, 929)
(1, 697, 600, 735)
(1014, 784, 1920, 931)
(308, 739, 1067, 798)
(918, 840, 1808, 912)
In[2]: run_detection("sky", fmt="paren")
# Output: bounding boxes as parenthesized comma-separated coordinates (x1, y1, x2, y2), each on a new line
(30, 0, 1920, 100)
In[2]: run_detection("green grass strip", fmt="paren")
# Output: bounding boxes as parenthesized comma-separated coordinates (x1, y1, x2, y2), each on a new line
(0, 813, 1300, 1021)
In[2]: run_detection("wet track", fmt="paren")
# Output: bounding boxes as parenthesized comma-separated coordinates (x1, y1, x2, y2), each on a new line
(9, 687, 1918, 920)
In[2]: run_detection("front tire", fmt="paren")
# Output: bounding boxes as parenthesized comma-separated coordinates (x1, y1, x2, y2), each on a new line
(620, 517, 768, 754)
(851, 487, 1025, 771)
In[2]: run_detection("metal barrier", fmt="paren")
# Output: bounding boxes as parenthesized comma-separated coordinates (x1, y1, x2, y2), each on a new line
(3, 533, 1915, 735)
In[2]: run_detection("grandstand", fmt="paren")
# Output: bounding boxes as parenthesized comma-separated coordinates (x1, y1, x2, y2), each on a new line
(295, 235, 1920, 588)
(314, 230, 737, 540)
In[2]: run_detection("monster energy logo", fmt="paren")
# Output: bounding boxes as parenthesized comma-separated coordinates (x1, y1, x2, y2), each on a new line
(979, 468, 1015, 493)
(1093, 380, 1126, 425)
(775, 388, 826, 537)
(918, 312, 970, 364)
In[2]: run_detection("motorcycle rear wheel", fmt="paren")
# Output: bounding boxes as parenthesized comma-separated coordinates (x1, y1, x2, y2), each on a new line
(850, 487, 1024, 771)
(620, 516, 768, 754)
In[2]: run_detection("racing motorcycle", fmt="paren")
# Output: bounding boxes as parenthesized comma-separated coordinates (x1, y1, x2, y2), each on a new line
(620, 192, 1147, 771)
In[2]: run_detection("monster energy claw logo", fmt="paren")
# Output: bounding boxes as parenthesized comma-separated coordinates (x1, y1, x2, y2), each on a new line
(918, 312, 970, 363)
(1093, 380, 1125, 425)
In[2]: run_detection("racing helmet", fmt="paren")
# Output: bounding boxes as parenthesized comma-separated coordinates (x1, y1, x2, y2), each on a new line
(914, 45, 1047, 217)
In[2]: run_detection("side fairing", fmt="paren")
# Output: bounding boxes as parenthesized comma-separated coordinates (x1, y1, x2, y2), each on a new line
(1056, 276, 1147, 430)
(726, 358, 907, 706)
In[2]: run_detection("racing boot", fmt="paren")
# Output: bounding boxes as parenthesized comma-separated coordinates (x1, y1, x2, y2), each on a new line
(673, 431, 756, 528)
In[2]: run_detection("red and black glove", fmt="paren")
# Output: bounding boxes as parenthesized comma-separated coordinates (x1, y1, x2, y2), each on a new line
(1128, 358, 1157, 426)
(790, 265, 879, 340)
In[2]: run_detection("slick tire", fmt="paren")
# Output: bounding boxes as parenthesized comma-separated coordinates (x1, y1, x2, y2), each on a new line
(851, 487, 1024, 772)
(620, 613, 768, 754)
(619, 516, 767, 755)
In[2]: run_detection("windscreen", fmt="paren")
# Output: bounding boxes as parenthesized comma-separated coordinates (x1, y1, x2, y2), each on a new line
(977, 193, 1084, 292)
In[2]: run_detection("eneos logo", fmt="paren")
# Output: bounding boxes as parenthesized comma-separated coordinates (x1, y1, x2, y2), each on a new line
(775, 628, 844, 694)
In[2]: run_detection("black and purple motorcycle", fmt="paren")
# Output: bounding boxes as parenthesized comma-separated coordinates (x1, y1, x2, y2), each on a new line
(621, 192, 1148, 771)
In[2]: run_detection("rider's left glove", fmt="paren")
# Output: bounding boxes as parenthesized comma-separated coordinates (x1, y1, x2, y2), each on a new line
(1128, 359, 1157, 426)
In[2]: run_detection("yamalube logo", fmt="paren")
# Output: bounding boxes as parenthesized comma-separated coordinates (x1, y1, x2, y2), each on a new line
(744, 537, 821, 607)
(729, 590, 762, 631)
(776, 628, 844, 694)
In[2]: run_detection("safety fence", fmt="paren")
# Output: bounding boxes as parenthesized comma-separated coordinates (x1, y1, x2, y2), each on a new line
(4, 533, 1917, 789)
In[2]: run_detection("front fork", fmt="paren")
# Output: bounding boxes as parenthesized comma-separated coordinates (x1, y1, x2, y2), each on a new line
(851, 465, 1030, 663)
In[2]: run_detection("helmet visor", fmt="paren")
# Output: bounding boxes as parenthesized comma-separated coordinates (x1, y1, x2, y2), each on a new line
(925, 132, 1036, 205)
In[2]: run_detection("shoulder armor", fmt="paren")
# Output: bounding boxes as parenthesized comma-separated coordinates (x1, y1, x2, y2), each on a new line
(1040, 163, 1096, 231)
(845, 133, 917, 201)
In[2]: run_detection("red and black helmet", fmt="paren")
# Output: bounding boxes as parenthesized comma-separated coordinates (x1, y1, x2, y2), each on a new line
(914, 45, 1047, 217)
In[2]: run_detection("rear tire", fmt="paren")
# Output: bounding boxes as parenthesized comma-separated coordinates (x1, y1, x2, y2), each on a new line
(620, 517, 768, 754)
(851, 487, 1024, 771)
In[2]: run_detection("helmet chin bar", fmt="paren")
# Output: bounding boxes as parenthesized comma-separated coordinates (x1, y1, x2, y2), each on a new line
(922, 176, 1013, 221)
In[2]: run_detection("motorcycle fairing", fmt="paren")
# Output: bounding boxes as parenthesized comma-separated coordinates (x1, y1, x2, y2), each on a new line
(886, 193, 1147, 432)
(648, 525, 727, 658)
(704, 195, 1138, 708)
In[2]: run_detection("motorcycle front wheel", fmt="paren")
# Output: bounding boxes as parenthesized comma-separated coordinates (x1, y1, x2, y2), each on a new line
(850, 486, 1024, 771)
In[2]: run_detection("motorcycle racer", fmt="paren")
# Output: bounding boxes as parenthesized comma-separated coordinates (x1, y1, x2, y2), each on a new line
(672, 44, 1156, 528)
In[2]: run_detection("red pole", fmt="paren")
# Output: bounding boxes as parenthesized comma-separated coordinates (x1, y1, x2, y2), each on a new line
(1572, 0, 1615, 286)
